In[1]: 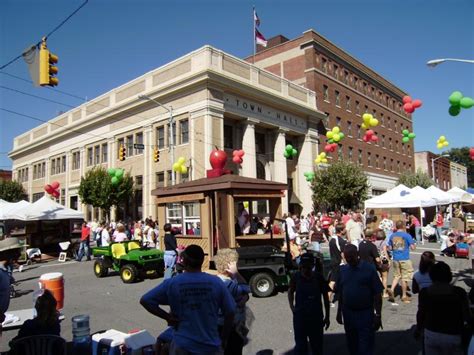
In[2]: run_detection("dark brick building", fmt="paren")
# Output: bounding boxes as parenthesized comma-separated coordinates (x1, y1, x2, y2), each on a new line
(248, 30, 415, 195)
(0, 169, 12, 181)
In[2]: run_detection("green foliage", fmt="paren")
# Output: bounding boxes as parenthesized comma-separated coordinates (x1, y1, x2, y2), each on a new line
(397, 169, 434, 189)
(312, 161, 369, 211)
(78, 166, 134, 216)
(0, 180, 27, 202)
(445, 147, 473, 187)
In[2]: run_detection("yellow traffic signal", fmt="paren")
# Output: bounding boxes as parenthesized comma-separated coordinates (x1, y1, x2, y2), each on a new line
(153, 147, 160, 162)
(119, 145, 126, 161)
(39, 38, 59, 87)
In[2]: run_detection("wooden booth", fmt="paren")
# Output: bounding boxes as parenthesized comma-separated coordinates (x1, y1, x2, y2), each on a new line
(152, 174, 288, 268)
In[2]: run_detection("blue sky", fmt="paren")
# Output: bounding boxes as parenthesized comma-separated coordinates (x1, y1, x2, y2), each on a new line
(1, 0, 473, 170)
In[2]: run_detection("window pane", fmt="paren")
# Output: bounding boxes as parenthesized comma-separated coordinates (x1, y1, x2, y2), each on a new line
(126, 135, 134, 156)
(180, 120, 189, 144)
(224, 125, 234, 149)
(135, 133, 144, 154)
(157, 127, 165, 149)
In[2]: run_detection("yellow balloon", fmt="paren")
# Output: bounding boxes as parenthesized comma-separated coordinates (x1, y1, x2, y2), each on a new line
(173, 162, 180, 171)
(333, 134, 341, 142)
(362, 113, 372, 121)
(315, 158, 320, 164)
(243, 201, 249, 209)
(322, 158, 328, 163)
(321, 152, 326, 158)
(437, 143, 443, 149)
(444, 141, 449, 146)
(361, 123, 367, 130)
(180, 165, 188, 174)
(327, 131, 334, 139)
(370, 118, 379, 126)
(439, 136, 446, 141)
(178, 157, 186, 164)
(333, 126, 340, 134)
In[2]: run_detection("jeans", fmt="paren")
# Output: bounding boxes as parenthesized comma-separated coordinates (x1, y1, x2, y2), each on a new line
(342, 308, 375, 355)
(76, 239, 90, 261)
(169, 340, 223, 355)
(310, 241, 321, 252)
(415, 226, 422, 243)
(293, 312, 323, 355)
(435, 227, 443, 243)
(164, 251, 177, 280)
(424, 329, 463, 355)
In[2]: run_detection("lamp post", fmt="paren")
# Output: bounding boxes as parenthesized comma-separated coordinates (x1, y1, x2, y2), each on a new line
(138, 95, 175, 185)
(431, 154, 449, 188)
(427, 58, 474, 67)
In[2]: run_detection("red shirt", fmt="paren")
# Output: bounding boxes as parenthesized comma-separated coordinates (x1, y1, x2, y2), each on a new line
(342, 214, 351, 225)
(436, 214, 443, 227)
(81, 226, 90, 241)
(321, 216, 332, 229)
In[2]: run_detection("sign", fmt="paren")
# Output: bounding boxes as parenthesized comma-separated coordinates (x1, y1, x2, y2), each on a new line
(133, 144, 145, 150)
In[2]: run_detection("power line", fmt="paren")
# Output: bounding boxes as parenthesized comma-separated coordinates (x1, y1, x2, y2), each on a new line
(0, 0, 89, 70)
(0, 86, 76, 108)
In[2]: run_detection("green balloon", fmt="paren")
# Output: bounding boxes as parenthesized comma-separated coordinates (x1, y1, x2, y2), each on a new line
(284, 151, 290, 158)
(292, 149, 297, 156)
(111, 176, 119, 185)
(285, 144, 293, 152)
(449, 105, 461, 116)
(448, 91, 463, 106)
(115, 169, 124, 178)
(107, 168, 116, 177)
(328, 139, 334, 144)
(460, 96, 474, 109)
(402, 136, 409, 143)
(402, 129, 409, 135)
(339, 132, 345, 139)
(408, 133, 416, 139)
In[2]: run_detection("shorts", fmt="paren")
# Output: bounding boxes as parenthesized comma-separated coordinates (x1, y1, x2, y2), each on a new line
(392, 260, 414, 281)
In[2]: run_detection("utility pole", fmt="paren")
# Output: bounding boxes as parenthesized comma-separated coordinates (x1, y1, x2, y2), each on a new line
(169, 106, 175, 185)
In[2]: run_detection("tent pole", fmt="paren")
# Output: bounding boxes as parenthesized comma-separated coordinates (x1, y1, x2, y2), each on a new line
(419, 206, 424, 245)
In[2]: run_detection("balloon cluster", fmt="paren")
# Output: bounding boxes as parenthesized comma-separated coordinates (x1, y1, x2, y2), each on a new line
(324, 143, 338, 153)
(402, 96, 423, 114)
(232, 150, 245, 165)
(363, 129, 378, 143)
(402, 129, 416, 144)
(284, 144, 298, 159)
(326, 127, 344, 143)
(436, 136, 449, 150)
(469, 148, 474, 161)
(304, 171, 315, 182)
(173, 157, 188, 174)
(44, 181, 60, 198)
(361, 113, 379, 129)
(448, 91, 474, 116)
(108, 168, 125, 186)
(315, 152, 328, 165)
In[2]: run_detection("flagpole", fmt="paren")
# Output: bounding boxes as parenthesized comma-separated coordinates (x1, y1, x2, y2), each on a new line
(253, 6, 256, 64)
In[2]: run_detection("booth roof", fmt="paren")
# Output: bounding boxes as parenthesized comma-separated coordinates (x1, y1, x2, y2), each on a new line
(151, 174, 288, 197)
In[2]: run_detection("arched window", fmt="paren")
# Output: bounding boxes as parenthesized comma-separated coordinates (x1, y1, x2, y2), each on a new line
(256, 160, 266, 180)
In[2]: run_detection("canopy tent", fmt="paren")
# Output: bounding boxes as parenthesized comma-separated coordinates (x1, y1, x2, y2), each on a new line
(425, 186, 456, 205)
(447, 187, 473, 203)
(7, 196, 84, 221)
(364, 184, 437, 209)
(0, 199, 32, 220)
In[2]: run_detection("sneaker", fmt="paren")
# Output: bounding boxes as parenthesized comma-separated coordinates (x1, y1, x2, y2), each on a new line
(387, 289, 395, 303)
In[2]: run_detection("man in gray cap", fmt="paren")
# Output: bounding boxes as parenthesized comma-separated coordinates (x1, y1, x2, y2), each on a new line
(0, 237, 23, 333)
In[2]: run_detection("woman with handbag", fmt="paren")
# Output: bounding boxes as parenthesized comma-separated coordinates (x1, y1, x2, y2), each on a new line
(374, 230, 391, 298)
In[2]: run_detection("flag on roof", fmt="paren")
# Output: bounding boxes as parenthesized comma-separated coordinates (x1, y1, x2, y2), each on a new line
(254, 9, 260, 27)
(255, 28, 267, 47)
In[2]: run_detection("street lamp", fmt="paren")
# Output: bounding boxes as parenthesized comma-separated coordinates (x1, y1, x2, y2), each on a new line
(431, 154, 449, 188)
(427, 58, 474, 67)
(138, 94, 175, 185)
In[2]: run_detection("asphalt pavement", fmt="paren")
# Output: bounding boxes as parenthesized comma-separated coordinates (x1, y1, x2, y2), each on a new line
(1, 242, 471, 355)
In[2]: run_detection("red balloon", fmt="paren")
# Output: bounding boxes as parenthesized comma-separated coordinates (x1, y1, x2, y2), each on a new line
(50, 181, 60, 189)
(363, 135, 369, 142)
(44, 184, 53, 194)
(238, 150, 245, 157)
(470, 148, 474, 160)
(403, 103, 414, 113)
(52, 190, 60, 198)
(371, 135, 379, 142)
(412, 99, 422, 108)
(232, 156, 242, 164)
(402, 96, 412, 104)
(366, 130, 374, 136)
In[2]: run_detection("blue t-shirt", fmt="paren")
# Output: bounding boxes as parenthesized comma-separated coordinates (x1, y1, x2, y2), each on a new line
(388, 231, 414, 261)
(336, 261, 384, 311)
(141, 272, 236, 354)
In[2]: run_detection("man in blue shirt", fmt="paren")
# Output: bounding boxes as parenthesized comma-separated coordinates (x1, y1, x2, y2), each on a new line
(387, 220, 416, 304)
(335, 244, 383, 355)
(140, 245, 236, 354)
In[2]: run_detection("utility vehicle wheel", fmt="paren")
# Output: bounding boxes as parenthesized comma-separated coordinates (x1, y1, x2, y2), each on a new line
(249, 272, 275, 298)
(93, 260, 108, 278)
(120, 264, 138, 283)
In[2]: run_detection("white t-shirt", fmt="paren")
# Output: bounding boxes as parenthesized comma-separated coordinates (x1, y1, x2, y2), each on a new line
(286, 217, 297, 240)
(346, 219, 363, 243)
(300, 218, 309, 234)
(101, 229, 110, 246)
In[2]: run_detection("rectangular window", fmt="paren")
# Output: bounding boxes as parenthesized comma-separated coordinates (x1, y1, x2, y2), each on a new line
(51, 159, 56, 175)
(135, 132, 144, 154)
(383, 157, 387, 170)
(395, 140, 399, 152)
(389, 138, 393, 150)
(348, 146, 353, 161)
(180, 120, 189, 144)
(157, 127, 165, 149)
(126, 135, 134, 156)
(372, 87, 375, 98)
(224, 125, 234, 149)
(167, 170, 173, 186)
(344, 70, 349, 84)
(381, 135, 385, 147)
(117, 138, 124, 159)
(346, 96, 351, 111)
(156, 172, 165, 188)
(375, 154, 379, 168)
(363, 82, 368, 95)
(101, 143, 108, 163)
(390, 159, 394, 172)
(354, 77, 358, 89)
(357, 125, 362, 139)
(364, 105, 369, 113)
(333, 64, 338, 79)
(32, 192, 44, 202)
(338, 145, 343, 160)
(335, 91, 340, 106)
(61, 155, 66, 173)
(397, 161, 401, 173)
(255, 132, 266, 154)
(323, 85, 329, 101)
(380, 113, 384, 126)
(60, 189, 65, 206)
(368, 152, 372, 167)
(87, 147, 93, 166)
(72, 152, 80, 170)
(358, 149, 362, 164)
(33, 165, 37, 180)
(321, 58, 327, 73)
(94, 145, 100, 165)
(372, 109, 376, 118)
(355, 101, 360, 115)
(387, 117, 391, 129)
(347, 121, 352, 136)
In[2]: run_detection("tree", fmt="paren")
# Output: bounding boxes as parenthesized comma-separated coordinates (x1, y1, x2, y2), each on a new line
(0, 180, 27, 202)
(312, 161, 369, 211)
(397, 169, 434, 188)
(445, 147, 474, 187)
(78, 166, 134, 218)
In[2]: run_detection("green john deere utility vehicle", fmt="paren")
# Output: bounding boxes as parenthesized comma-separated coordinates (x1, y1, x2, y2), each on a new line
(92, 241, 164, 283)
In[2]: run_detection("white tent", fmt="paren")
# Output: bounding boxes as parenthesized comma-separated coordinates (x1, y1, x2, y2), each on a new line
(365, 184, 437, 209)
(0, 199, 32, 220)
(7, 196, 84, 221)
(425, 186, 456, 205)
(447, 187, 473, 203)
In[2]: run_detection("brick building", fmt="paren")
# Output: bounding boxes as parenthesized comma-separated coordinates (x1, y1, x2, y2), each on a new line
(415, 151, 451, 190)
(0, 170, 12, 181)
(249, 30, 415, 195)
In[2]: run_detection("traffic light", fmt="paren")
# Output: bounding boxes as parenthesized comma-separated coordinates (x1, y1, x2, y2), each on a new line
(119, 145, 126, 161)
(153, 147, 160, 162)
(39, 38, 59, 87)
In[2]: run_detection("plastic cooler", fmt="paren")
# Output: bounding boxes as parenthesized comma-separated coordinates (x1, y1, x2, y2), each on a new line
(39, 272, 64, 310)
(92, 329, 155, 355)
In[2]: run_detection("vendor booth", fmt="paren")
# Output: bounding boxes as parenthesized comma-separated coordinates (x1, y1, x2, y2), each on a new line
(152, 174, 287, 268)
